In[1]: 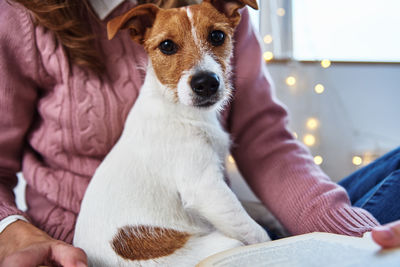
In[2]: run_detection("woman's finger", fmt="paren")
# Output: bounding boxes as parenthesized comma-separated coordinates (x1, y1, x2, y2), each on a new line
(51, 242, 88, 267)
(372, 220, 400, 249)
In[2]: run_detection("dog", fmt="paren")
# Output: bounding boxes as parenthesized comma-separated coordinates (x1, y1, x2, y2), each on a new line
(73, 1, 270, 266)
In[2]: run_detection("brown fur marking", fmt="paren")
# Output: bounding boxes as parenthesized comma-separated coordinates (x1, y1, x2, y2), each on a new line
(144, 8, 198, 92)
(111, 225, 191, 261)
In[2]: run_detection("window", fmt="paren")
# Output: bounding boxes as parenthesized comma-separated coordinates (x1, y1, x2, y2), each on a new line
(258, 0, 400, 62)
(292, 0, 400, 62)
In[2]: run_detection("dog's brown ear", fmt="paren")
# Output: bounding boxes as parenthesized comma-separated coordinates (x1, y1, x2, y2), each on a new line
(107, 4, 160, 43)
(203, 0, 258, 26)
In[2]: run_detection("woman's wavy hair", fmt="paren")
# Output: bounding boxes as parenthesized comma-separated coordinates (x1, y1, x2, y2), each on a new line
(11, 0, 200, 73)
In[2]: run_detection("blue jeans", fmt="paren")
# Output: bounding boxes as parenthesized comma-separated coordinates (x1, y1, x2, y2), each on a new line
(339, 146, 400, 224)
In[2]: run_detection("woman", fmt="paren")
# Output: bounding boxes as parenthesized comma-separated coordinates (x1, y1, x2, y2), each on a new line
(0, 0, 399, 266)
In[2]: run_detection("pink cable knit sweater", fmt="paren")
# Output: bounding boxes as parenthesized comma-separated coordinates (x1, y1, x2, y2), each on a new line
(0, 1, 378, 244)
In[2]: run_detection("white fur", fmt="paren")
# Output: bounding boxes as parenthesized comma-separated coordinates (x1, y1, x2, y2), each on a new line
(187, 7, 204, 52)
(177, 70, 194, 106)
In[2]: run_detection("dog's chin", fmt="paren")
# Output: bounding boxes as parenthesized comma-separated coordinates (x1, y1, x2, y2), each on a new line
(192, 96, 222, 109)
(193, 99, 218, 108)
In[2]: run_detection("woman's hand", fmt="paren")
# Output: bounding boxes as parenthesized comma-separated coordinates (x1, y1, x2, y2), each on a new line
(0, 220, 87, 267)
(372, 220, 400, 249)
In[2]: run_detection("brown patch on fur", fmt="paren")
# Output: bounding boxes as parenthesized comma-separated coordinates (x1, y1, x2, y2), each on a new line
(111, 225, 191, 261)
(143, 8, 199, 92)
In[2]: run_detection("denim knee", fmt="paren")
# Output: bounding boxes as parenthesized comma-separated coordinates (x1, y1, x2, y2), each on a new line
(355, 169, 400, 224)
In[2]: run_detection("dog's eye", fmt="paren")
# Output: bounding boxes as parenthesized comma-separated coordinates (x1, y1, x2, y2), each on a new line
(209, 30, 225, 46)
(159, 40, 178, 55)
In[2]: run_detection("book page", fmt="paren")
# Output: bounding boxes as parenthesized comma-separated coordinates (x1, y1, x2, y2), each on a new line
(197, 232, 400, 267)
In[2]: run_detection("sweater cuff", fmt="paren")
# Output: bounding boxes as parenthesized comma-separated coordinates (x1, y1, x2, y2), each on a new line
(301, 205, 380, 237)
(0, 215, 29, 233)
(0, 205, 28, 223)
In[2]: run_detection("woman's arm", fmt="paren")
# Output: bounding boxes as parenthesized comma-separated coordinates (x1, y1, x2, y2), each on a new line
(0, 0, 38, 226)
(227, 8, 379, 236)
(0, 2, 87, 265)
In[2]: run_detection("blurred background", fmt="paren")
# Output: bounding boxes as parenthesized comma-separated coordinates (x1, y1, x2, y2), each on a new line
(230, 0, 400, 201)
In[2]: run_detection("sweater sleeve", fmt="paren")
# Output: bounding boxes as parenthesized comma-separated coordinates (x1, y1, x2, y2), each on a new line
(0, 1, 39, 221)
(228, 9, 379, 236)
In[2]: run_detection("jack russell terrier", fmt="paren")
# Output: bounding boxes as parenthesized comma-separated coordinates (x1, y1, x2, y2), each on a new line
(73, 0, 270, 266)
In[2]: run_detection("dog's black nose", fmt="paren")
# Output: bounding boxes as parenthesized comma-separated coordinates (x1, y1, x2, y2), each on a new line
(190, 72, 220, 97)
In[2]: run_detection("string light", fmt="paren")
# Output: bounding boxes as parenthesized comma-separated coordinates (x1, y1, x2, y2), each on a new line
(352, 156, 363, 166)
(263, 34, 273, 44)
(263, 51, 274, 62)
(285, 76, 296, 86)
(306, 118, 319, 130)
(321, 59, 331, 68)
(292, 132, 298, 139)
(303, 134, 316, 146)
(314, 84, 325, 94)
(362, 152, 377, 165)
(228, 155, 235, 164)
(277, 8, 286, 17)
(314, 155, 323, 165)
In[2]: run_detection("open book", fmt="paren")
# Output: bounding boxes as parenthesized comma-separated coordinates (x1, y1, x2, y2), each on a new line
(197, 232, 400, 267)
